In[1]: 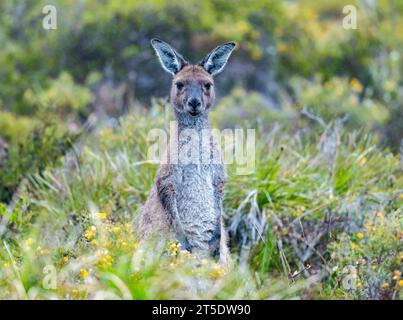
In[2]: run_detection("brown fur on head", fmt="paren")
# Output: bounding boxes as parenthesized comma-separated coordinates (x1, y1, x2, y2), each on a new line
(151, 39, 236, 117)
(171, 65, 215, 116)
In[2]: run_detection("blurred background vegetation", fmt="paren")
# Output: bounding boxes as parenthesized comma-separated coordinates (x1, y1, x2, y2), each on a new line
(1, 0, 403, 197)
(0, 0, 402, 299)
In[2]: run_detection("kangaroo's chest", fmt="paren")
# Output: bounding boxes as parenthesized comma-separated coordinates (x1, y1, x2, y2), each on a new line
(171, 128, 223, 251)
(175, 164, 217, 222)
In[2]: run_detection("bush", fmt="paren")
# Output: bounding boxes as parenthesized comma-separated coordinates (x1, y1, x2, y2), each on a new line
(0, 119, 77, 203)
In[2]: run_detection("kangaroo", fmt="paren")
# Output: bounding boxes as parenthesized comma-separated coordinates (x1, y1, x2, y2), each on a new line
(139, 39, 236, 266)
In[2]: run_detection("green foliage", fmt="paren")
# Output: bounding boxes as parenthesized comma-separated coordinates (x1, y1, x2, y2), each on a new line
(0, 0, 402, 300)
(326, 210, 402, 299)
(0, 101, 401, 299)
(1, 0, 403, 144)
(0, 112, 38, 144)
(211, 87, 296, 129)
(291, 76, 389, 129)
(23, 72, 93, 117)
(0, 119, 77, 203)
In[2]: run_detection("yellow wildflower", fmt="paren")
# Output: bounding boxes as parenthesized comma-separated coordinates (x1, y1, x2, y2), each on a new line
(351, 78, 363, 93)
(351, 243, 359, 250)
(121, 241, 128, 248)
(392, 270, 401, 280)
(168, 241, 181, 256)
(80, 268, 89, 279)
(84, 226, 96, 240)
(98, 254, 113, 268)
(95, 212, 108, 220)
(210, 264, 226, 279)
(37, 247, 49, 255)
(112, 226, 121, 234)
(399, 280, 403, 287)
(180, 250, 192, 259)
(71, 289, 80, 299)
(63, 256, 69, 263)
(124, 223, 133, 233)
(356, 233, 364, 239)
(359, 157, 367, 166)
(24, 238, 34, 251)
(381, 282, 389, 289)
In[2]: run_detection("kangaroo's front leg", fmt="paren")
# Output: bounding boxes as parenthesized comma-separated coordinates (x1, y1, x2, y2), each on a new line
(156, 169, 189, 250)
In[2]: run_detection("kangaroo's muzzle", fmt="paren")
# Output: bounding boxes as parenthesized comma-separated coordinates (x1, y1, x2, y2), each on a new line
(186, 97, 203, 116)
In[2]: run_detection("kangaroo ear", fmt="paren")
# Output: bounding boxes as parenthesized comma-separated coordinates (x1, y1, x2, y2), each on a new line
(199, 42, 236, 76)
(150, 38, 187, 75)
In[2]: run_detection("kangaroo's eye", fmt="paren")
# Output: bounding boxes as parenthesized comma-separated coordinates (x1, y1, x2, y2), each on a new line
(204, 83, 212, 90)
(175, 82, 184, 90)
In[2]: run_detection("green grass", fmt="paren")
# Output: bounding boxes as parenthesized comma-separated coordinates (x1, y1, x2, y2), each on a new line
(0, 102, 402, 299)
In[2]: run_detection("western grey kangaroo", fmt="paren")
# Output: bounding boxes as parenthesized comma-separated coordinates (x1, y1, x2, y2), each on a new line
(140, 39, 236, 266)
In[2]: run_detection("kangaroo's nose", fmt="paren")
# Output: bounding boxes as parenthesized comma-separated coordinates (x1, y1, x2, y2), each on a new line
(187, 98, 202, 111)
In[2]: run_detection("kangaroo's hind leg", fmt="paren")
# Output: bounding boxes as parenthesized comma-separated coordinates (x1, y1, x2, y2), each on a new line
(219, 218, 232, 269)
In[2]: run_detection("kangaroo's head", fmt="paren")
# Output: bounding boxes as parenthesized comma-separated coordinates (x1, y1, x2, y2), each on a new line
(151, 38, 236, 117)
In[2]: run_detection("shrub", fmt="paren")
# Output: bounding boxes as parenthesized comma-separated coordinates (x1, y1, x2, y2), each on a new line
(0, 119, 77, 203)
